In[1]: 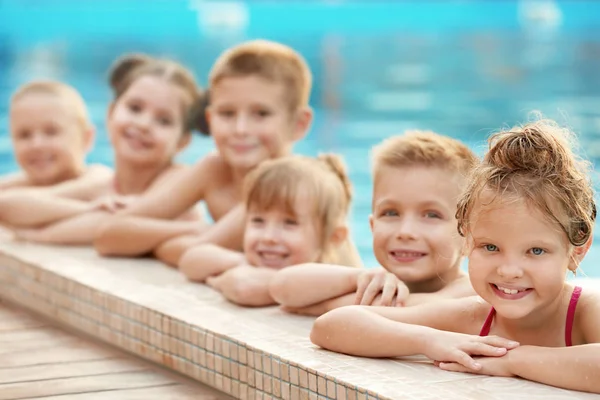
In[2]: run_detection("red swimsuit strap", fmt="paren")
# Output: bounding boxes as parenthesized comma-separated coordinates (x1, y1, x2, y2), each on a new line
(565, 286, 583, 347)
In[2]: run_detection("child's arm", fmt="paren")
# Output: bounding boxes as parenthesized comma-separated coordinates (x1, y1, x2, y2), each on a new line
(438, 291, 600, 393)
(179, 244, 246, 282)
(154, 205, 245, 266)
(311, 297, 519, 367)
(14, 211, 111, 245)
(403, 276, 475, 306)
(0, 172, 29, 190)
(94, 161, 210, 256)
(207, 265, 278, 307)
(269, 264, 362, 309)
(0, 192, 95, 228)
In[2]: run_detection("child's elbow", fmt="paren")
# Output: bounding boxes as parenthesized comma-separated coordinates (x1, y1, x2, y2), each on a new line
(178, 249, 209, 282)
(310, 306, 359, 350)
(228, 280, 271, 307)
(268, 271, 295, 306)
(93, 219, 119, 256)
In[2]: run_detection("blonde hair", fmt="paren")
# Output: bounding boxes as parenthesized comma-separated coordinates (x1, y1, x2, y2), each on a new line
(243, 154, 360, 267)
(11, 80, 91, 129)
(372, 130, 478, 179)
(456, 116, 596, 248)
(108, 53, 209, 135)
(209, 40, 312, 112)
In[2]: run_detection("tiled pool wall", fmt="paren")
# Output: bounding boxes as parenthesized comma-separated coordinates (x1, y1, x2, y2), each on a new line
(1, 243, 598, 400)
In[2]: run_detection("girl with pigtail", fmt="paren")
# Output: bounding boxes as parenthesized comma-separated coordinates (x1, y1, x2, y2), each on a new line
(6, 53, 209, 245)
(179, 153, 361, 307)
(311, 116, 600, 394)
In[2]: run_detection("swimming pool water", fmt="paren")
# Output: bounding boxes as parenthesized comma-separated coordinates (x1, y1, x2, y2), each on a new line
(1, 1, 600, 276)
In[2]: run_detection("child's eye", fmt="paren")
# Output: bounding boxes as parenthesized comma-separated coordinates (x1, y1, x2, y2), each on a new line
(424, 211, 442, 219)
(250, 217, 264, 224)
(484, 244, 498, 252)
(380, 209, 398, 217)
(157, 116, 173, 126)
(256, 109, 271, 118)
(129, 103, 142, 113)
(284, 219, 298, 226)
(529, 247, 545, 256)
(218, 110, 234, 118)
(16, 130, 31, 139)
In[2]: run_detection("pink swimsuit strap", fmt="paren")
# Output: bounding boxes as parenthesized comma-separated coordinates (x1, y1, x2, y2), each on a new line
(479, 285, 583, 347)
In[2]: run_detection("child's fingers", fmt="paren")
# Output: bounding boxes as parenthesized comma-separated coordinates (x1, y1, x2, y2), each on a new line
(437, 361, 473, 373)
(360, 276, 385, 305)
(480, 335, 520, 350)
(354, 274, 370, 305)
(451, 350, 481, 371)
(465, 342, 507, 357)
(379, 278, 397, 306)
(395, 283, 410, 306)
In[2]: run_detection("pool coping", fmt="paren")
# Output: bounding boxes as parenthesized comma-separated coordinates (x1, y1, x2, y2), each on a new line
(0, 241, 595, 400)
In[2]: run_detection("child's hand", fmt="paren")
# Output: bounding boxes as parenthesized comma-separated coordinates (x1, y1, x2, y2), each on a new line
(91, 195, 137, 213)
(434, 353, 515, 377)
(424, 331, 519, 372)
(355, 268, 409, 306)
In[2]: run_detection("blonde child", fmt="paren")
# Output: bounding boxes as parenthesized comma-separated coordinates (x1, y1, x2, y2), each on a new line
(1, 80, 111, 190)
(269, 131, 478, 315)
(311, 118, 600, 394)
(0, 53, 206, 244)
(94, 40, 314, 266)
(179, 154, 361, 306)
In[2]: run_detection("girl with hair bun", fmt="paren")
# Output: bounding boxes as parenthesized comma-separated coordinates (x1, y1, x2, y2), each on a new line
(9, 53, 208, 245)
(310, 116, 600, 394)
(179, 153, 361, 307)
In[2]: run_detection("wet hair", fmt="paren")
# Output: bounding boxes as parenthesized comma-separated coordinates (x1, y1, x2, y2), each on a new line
(456, 116, 596, 248)
(108, 53, 209, 135)
(243, 154, 358, 266)
(372, 130, 478, 180)
(209, 40, 312, 112)
(11, 80, 91, 129)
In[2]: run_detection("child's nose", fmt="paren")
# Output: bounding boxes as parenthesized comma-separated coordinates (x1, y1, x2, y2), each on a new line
(394, 217, 418, 241)
(234, 114, 250, 136)
(260, 224, 279, 243)
(496, 261, 524, 279)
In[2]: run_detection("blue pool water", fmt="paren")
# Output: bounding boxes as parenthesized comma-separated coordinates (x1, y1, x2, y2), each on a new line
(1, 1, 600, 275)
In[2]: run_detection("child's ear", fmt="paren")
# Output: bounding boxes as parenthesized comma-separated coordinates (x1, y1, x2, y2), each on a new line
(330, 225, 348, 245)
(205, 105, 212, 128)
(83, 125, 96, 153)
(291, 106, 313, 142)
(369, 214, 374, 233)
(569, 234, 593, 273)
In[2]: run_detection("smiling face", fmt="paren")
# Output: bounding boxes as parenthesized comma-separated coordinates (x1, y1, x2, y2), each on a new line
(208, 75, 306, 173)
(466, 194, 586, 320)
(243, 196, 322, 269)
(370, 165, 464, 289)
(10, 92, 90, 185)
(107, 75, 190, 167)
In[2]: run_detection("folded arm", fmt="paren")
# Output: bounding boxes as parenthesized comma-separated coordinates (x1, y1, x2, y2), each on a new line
(157, 205, 245, 266)
(0, 192, 94, 228)
(269, 264, 361, 309)
(506, 345, 600, 393)
(179, 244, 245, 282)
(208, 265, 278, 307)
(310, 296, 485, 357)
(94, 161, 209, 257)
(14, 211, 111, 245)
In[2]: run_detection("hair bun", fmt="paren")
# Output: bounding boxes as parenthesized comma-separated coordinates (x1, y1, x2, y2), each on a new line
(109, 53, 153, 92)
(318, 153, 352, 202)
